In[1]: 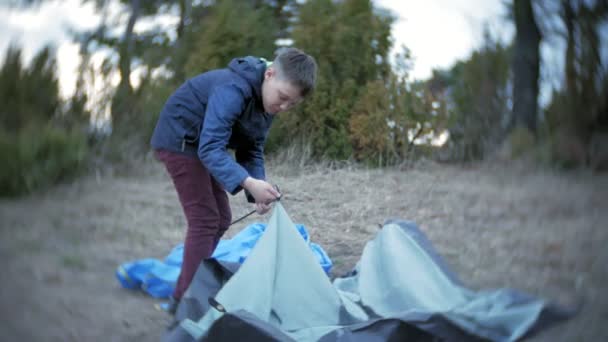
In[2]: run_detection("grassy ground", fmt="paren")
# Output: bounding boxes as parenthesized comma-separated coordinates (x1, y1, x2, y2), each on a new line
(0, 156, 606, 341)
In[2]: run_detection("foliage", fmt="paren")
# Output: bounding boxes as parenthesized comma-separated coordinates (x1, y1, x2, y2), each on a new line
(267, 0, 396, 161)
(438, 32, 511, 161)
(348, 80, 394, 162)
(348, 74, 448, 165)
(539, 0, 608, 168)
(508, 125, 536, 158)
(0, 45, 88, 197)
(183, 0, 278, 77)
(109, 76, 176, 155)
(0, 45, 61, 131)
(74, 0, 177, 130)
(10, 0, 608, 173)
(101, 0, 282, 157)
(12, 0, 455, 168)
(0, 125, 87, 197)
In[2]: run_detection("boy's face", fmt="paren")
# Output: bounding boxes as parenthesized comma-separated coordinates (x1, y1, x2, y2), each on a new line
(262, 67, 303, 115)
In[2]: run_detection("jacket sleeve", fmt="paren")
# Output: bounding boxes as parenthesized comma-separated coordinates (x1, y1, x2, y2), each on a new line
(235, 137, 266, 202)
(198, 84, 250, 194)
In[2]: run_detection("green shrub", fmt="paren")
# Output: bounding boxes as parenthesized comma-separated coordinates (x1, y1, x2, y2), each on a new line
(106, 79, 176, 164)
(276, 0, 394, 161)
(0, 125, 87, 197)
(508, 125, 536, 158)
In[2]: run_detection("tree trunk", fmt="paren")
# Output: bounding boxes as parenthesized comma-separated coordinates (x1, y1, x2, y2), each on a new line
(172, 0, 191, 82)
(118, 0, 140, 94)
(511, 0, 542, 134)
(177, 0, 191, 40)
(563, 0, 576, 99)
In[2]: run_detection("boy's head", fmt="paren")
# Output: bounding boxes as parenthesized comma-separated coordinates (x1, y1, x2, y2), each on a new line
(262, 47, 317, 115)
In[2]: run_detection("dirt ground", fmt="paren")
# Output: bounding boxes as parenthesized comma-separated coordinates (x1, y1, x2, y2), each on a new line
(1, 156, 607, 341)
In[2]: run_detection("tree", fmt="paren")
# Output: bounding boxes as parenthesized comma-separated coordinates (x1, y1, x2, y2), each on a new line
(71, 0, 177, 131)
(538, 0, 608, 167)
(511, 0, 541, 134)
(0, 45, 61, 131)
(439, 31, 511, 161)
(117, 0, 141, 95)
(183, 0, 278, 76)
(0, 44, 88, 196)
(273, 0, 396, 160)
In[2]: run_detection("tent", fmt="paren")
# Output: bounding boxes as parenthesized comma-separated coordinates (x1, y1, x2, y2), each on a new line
(164, 203, 574, 341)
(115, 222, 332, 299)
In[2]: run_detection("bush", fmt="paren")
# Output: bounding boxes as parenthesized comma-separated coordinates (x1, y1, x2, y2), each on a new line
(0, 125, 87, 197)
(104, 78, 176, 165)
(275, 0, 394, 161)
(441, 32, 511, 162)
(508, 125, 536, 158)
(348, 81, 394, 163)
(128, 80, 175, 146)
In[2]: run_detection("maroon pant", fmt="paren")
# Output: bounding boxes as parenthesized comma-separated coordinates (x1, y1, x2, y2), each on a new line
(155, 149, 231, 300)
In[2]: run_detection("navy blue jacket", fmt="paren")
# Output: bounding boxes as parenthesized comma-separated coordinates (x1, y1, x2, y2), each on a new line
(151, 57, 273, 196)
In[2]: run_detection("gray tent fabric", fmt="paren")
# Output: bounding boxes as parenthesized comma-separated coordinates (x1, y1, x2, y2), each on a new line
(164, 203, 574, 342)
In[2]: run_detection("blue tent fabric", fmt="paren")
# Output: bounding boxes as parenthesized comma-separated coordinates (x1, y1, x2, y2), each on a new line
(115, 221, 331, 298)
(164, 203, 575, 342)
(116, 258, 177, 298)
(210, 222, 327, 270)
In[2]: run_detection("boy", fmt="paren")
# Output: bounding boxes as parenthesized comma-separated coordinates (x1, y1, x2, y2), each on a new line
(150, 48, 317, 312)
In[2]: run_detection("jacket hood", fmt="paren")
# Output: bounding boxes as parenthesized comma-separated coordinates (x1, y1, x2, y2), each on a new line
(228, 56, 267, 101)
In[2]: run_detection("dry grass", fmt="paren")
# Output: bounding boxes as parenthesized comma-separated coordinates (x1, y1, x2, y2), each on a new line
(0, 155, 606, 341)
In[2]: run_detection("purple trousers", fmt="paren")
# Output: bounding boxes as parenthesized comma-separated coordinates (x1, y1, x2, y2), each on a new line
(155, 149, 231, 300)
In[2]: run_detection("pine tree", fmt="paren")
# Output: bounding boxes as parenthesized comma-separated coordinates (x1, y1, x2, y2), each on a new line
(183, 0, 278, 76)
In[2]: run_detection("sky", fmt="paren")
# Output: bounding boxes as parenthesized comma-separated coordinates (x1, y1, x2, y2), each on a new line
(376, 0, 512, 78)
(0, 0, 513, 98)
(0, 0, 102, 97)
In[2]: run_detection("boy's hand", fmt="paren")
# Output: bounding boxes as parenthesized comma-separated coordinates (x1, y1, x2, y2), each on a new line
(255, 202, 272, 215)
(241, 177, 281, 204)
